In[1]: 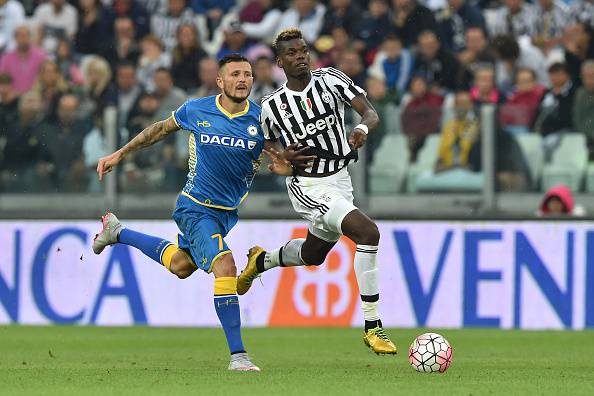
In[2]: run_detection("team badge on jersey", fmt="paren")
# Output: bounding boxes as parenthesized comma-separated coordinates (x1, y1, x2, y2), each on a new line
(321, 91, 332, 103)
(300, 98, 312, 111)
(247, 125, 258, 136)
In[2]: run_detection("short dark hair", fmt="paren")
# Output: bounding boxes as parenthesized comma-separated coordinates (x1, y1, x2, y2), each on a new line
(383, 34, 402, 44)
(548, 62, 569, 74)
(155, 67, 171, 75)
(491, 35, 520, 61)
(218, 53, 250, 69)
(273, 28, 304, 55)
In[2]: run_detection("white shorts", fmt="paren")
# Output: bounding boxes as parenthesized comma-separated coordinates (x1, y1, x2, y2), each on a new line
(286, 167, 358, 242)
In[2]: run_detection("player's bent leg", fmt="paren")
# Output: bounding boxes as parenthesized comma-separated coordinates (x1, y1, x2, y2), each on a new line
(93, 213, 192, 277)
(341, 209, 397, 355)
(212, 254, 260, 372)
(237, 232, 335, 295)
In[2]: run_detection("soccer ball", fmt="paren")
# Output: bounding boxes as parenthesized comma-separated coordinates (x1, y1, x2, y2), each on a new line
(408, 332, 453, 373)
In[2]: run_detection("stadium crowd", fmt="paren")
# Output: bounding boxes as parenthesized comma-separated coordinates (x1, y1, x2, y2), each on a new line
(0, 0, 593, 194)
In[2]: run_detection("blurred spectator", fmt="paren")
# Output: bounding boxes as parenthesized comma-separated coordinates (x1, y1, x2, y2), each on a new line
(171, 23, 208, 91)
(500, 67, 546, 132)
(38, 94, 91, 191)
(316, 26, 350, 68)
(75, 0, 112, 55)
(115, 61, 142, 128)
(240, 0, 284, 43)
(105, 0, 150, 39)
(190, 0, 235, 38)
(250, 56, 278, 104)
(0, 0, 25, 53)
(570, 0, 594, 26)
(353, 0, 392, 56)
(457, 27, 495, 72)
(436, 0, 486, 53)
(274, 0, 326, 45)
(56, 38, 84, 86)
(217, 22, 253, 59)
(320, 0, 361, 36)
(488, 0, 538, 38)
(392, 0, 437, 47)
(137, 0, 168, 14)
(369, 35, 415, 99)
(364, 77, 393, 162)
(0, 91, 53, 192)
(0, 73, 18, 129)
(336, 49, 366, 87)
(470, 64, 502, 105)
(123, 92, 177, 191)
(239, 0, 280, 23)
(82, 115, 107, 192)
(80, 56, 117, 118)
(30, 59, 70, 117)
(137, 34, 171, 91)
(32, 0, 78, 55)
(538, 184, 585, 216)
(572, 60, 594, 158)
(414, 30, 471, 92)
(101, 16, 140, 69)
(153, 67, 186, 119)
(532, 0, 569, 57)
(0, 24, 47, 94)
(435, 90, 479, 171)
(534, 62, 576, 136)
(491, 35, 548, 95)
(192, 57, 219, 97)
(401, 74, 444, 158)
(563, 22, 594, 86)
(151, 0, 196, 53)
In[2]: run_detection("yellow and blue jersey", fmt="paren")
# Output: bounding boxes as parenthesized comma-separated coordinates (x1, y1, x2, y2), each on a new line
(172, 94, 264, 211)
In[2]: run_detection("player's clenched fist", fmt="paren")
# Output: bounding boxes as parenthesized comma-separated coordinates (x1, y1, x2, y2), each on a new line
(348, 129, 367, 149)
(96, 150, 124, 181)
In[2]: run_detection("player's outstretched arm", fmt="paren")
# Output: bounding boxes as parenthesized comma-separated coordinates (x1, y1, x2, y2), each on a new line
(348, 94, 380, 149)
(96, 116, 180, 181)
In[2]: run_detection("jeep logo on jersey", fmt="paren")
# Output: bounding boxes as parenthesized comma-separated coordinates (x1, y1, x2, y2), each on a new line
(200, 134, 255, 150)
(294, 114, 336, 140)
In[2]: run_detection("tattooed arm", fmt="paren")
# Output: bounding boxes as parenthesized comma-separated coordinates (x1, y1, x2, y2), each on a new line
(96, 116, 180, 181)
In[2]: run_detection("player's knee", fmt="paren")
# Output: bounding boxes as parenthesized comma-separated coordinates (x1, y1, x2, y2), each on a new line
(300, 250, 325, 266)
(170, 254, 195, 279)
(213, 254, 237, 277)
(356, 221, 380, 246)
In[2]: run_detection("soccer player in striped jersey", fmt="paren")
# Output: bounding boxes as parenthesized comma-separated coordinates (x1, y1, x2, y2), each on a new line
(91, 54, 309, 371)
(237, 28, 398, 355)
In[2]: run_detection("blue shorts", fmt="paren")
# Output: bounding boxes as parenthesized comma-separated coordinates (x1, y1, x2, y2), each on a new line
(172, 194, 238, 273)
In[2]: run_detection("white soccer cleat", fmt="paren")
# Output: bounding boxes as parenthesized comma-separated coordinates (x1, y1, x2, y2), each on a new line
(92, 213, 123, 255)
(228, 353, 261, 372)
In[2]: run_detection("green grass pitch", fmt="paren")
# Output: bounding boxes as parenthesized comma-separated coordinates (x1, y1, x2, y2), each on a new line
(0, 326, 593, 395)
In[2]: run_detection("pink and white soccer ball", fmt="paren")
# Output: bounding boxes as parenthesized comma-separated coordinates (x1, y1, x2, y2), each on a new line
(408, 332, 453, 373)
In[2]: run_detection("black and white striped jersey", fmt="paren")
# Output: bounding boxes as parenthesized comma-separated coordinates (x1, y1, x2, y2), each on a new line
(260, 67, 366, 176)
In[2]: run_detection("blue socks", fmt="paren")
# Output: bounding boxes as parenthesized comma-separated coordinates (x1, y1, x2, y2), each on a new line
(214, 277, 245, 354)
(118, 228, 172, 264)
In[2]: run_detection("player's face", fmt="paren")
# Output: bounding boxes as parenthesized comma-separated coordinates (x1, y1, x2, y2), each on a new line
(217, 61, 254, 103)
(278, 39, 311, 79)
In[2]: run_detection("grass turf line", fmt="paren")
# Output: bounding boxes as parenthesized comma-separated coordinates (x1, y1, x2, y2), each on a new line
(0, 326, 592, 395)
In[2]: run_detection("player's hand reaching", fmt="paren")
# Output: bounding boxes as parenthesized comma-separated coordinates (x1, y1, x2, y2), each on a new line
(96, 151, 124, 181)
(348, 129, 367, 149)
(264, 144, 317, 176)
(263, 147, 293, 176)
(282, 143, 317, 169)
